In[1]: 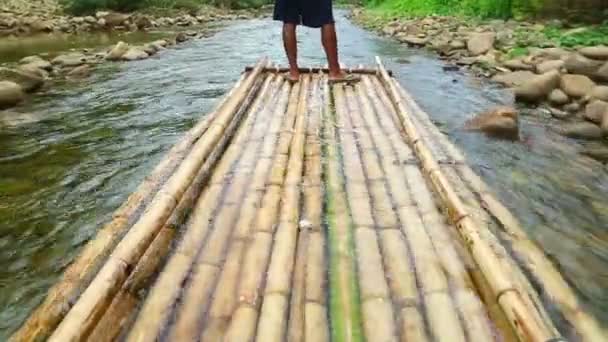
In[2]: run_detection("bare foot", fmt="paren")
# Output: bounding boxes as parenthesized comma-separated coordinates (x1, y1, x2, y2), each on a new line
(328, 71, 361, 84)
(286, 69, 300, 84)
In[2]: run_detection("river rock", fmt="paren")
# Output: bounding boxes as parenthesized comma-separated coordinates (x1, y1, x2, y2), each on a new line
(19, 56, 52, 71)
(143, 44, 157, 55)
(52, 53, 87, 67)
(548, 89, 569, 105)
(133, 15, 152, 29)
(492, 71, 535, 87)
(84, 16, 97, 24)
(467, 32, 495, 56)
(504, 58, 534, 71)
(602, 112, 608, 136)
(464, 106, 519, 138)
(397, 34, 429, 46)
(0, 81, 25, 109)
(549, 107, 571, 120)
(18, 64, 49, 79)
(584, 100, 608, 124)
(102, 12, 129, 27)
(579, 46, 608, 60)
(122, 47, 148, 61)
(560, 74, 596, 98)
(564, 53, 602, 77)
(536, 60, 565, 74)
(581, 146, 608, 163)
(560, 122, 603, 140)
(66, 65, 91, 78)
(536, 47, 570, 60)
(596, 62, 608, 81)
(564, 102, 581, 113)
(0, 67, 44, 92)
(107, 41, 129, 61)
(150, 39, 168, 50)
(514, 70, 560, 102)
(175, 32, 188, 43)
(29, 20, 54, 33)
(97, 18, 106, 27)
(590, 86, 608, 101)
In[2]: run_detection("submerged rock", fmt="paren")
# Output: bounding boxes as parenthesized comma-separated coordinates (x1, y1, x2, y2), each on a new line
(514, 70, 560, 102)
(0, 81, 25, 109)
(66, 65, 91, 78)
(464, 106, 519, 139)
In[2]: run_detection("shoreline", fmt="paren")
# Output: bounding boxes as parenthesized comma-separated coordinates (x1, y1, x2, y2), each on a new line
(350, 8, 608, 146)
(0, 6, 269, 112)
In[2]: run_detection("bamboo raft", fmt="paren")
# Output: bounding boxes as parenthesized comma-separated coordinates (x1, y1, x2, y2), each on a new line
(11, 58, 607, 342)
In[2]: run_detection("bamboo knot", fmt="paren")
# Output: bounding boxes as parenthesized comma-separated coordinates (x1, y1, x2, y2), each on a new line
(495, 287, 519, 303)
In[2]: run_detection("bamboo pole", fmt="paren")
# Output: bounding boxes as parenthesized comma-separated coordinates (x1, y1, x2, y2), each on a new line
(189, 80, 294, 342)
(256, 76, 313, 342)
(47, 59, 268, 342)
(366, 74, 521, 342)
(344, 83, 465, 342)
(356, 77, 500, 341)
(125, 72, 281, 342)
(394, 78, 607, 342)
(244, 66, 390, 76)
(376, 56, 558, 342)
(84, 71, 266, 340)
(323, 80, 364, 342)
(334, 85, 398, 342)
(9, 72, 250, 342)
(221, 75, 309, 342)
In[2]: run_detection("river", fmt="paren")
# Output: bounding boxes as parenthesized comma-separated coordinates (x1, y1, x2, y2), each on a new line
(0, 11, 606, 338)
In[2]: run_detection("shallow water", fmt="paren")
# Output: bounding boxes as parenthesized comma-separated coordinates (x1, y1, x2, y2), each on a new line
(0, 11, 607, 338)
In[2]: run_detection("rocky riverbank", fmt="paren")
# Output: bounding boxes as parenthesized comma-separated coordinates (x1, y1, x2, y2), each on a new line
(0, 0, 261, 37)
(351, 9, 608, 144)
(0, 0, 268, 111)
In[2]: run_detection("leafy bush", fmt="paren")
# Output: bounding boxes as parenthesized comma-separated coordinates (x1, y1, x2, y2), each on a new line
(62, 0, 148, 14)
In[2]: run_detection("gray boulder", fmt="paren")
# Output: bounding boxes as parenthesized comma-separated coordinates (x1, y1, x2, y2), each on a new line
(467, 32, 495, 56)
(0, 81, 25, 109)
(560, 74, 596, 98)
(514, 70, 560, 102)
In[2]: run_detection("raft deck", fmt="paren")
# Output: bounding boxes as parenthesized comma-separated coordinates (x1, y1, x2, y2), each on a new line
(12, 59, 607, 342)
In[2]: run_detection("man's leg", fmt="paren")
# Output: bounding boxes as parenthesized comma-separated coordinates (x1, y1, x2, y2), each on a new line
(321, 23, 345, 79)
(283, 23, 299, 81)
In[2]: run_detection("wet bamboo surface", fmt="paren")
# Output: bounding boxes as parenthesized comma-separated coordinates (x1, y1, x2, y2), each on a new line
(13, 59, 606, 342)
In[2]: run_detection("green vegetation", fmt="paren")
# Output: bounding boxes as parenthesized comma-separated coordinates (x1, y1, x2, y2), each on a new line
(62, 0, 270, 15)
(362, 0, 608, 20)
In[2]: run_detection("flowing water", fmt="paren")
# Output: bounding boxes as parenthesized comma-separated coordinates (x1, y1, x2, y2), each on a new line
(0, 11, 606, 338)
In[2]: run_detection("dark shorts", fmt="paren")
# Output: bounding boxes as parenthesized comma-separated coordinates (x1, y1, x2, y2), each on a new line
(273, 0, 334, 28)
